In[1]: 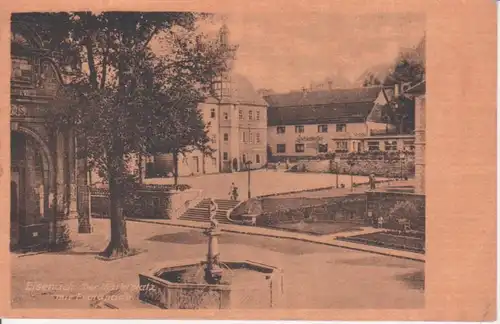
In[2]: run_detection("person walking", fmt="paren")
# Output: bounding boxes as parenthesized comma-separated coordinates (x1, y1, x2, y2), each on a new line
(229, 182, 239, 201)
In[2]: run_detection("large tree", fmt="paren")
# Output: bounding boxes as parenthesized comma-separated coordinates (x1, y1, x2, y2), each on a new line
(17, 12, 233, 258)
(363, 38, 425, 134)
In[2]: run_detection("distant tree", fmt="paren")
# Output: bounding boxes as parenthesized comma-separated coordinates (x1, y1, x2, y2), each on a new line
(384, 48, 425, 86)
(21, 12, 233, 258)
(257, 88, 275, 97)
(145, 26, 237, 185)
(362, 72, 382, 87)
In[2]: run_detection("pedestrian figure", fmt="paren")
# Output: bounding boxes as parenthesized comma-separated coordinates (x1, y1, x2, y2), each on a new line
(377, 216, 384, 228)
(369, 173, 376, 190)
(229, 182, 239, 201)
(276, 161, 280, 171)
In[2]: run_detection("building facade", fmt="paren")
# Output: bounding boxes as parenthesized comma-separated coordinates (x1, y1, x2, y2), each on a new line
(265, 86, 413, 160)
(406, 80, 426, 194)
(10, 21, 88, 251)
(153, 24, 268, 177)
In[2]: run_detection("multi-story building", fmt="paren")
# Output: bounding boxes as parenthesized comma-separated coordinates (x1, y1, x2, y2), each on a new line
(153, 24, 268, 176)
(265, 86, 414, 160)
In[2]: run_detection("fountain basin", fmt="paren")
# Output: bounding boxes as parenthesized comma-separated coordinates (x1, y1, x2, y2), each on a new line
(139, 259, 283, 309)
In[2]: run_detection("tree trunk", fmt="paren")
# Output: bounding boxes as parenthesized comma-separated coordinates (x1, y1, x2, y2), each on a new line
(173, 151, 179, 186)
(137, 154, 143, 184)
(100, 157, 130, 258)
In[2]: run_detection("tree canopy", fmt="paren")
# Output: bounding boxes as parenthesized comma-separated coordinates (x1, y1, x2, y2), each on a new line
(17, 11, 235, 257)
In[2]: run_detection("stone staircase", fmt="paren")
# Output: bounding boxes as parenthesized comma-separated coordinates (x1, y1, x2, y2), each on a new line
(179, 199, 241, 224)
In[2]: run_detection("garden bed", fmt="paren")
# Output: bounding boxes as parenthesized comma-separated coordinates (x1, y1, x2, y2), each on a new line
(268, 221, 364, 236)
(337, 231, 425, 254)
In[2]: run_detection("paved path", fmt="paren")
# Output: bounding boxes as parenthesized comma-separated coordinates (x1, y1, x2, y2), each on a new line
(12, 219, 424, 309)
(144, 169, 386, 199)
(128, 217, 425, 262)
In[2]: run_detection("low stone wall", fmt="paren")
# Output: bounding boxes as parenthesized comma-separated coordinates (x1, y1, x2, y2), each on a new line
(91, 188, 203, 220)
(231, 193, 367, 226)
(289, 158, 415, 178)
(366, 190, 425, 232)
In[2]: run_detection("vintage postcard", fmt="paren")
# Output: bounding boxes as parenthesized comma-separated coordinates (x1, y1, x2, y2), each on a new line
(1, 0, 496, 321)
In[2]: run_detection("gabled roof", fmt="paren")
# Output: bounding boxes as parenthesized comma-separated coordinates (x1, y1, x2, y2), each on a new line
(265, 86, 385, 126)
(265, 86, 381, 108)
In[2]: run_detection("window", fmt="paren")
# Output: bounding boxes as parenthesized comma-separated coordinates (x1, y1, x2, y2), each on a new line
(295, 144, 305, 153)
(404, 140, 415, 151)
(239, 109, 243, 120)
(210, 108, 216, 119)
(256, 110, 260, 120)
(335, 141, 348, 152)
(318, 143, 328, 153)
(277, 144, 286, 153)
(224, 133, 229, 141)
(248, 110, 253, 120)
(336, 124, 346, 132)
(256, 132, 261, 143)
(277, 126, 286, 134)
(242, 154, 246, 163)
(384, 141, 397, 151)
(295, 125, 304, 133)
(211, 135, 217, 144)
(223, 152, 228, 160)
(223, 112, 229, 120)
(256, 154, 261, 163)
(249, 132, 253, 144)
(242, 132, 246, 143)
(318, 125, 328, 133)
(368, 141, 380, 151)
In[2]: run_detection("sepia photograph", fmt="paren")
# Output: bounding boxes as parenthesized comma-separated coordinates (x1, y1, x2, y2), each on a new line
(11, 10, 426, 310)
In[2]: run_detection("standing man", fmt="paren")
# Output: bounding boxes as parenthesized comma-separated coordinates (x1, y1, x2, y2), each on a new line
(369, 173, 376, 190)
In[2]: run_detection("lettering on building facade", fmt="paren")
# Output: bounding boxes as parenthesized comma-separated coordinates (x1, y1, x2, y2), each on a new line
(11, 104, 27, 117)
(296, 136, 324, 143)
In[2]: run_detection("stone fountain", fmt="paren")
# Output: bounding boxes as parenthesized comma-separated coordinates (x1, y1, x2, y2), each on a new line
(138, 198, 284, 309)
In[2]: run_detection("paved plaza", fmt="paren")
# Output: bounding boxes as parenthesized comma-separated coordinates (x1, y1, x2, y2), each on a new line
(144, 170, 381, 198)
(11, 219, 424, 309)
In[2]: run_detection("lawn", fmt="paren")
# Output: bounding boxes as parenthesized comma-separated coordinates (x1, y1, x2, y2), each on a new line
(337, 231, 425, 254)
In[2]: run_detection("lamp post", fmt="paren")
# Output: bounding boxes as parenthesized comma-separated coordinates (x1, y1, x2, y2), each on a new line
(334, 156, 340, 189)
(399, 150, 406, 180)
(246, 161, 253, 199)
(347, 153, 357, 192)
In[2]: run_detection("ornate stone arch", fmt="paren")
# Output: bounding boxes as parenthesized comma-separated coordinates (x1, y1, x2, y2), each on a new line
(38, 58, 65, 92)
(11, 20, 45, 50)
(15, 125, 56, 191)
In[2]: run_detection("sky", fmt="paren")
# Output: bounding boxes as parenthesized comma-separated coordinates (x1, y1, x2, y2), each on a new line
(201, 11, 425, 93)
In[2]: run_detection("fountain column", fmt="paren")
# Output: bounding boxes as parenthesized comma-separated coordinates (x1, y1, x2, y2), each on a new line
(204, 199, 223, 284)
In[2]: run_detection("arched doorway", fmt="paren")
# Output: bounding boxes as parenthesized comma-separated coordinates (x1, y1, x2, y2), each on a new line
(11, 130, 52, 250)
(232, 158, 238, 172)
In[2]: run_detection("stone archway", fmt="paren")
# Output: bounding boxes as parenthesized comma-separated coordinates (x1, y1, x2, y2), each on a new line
(10, 127, 55, 250)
